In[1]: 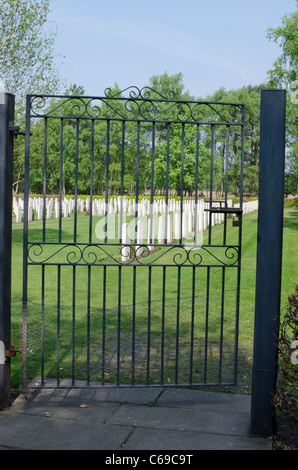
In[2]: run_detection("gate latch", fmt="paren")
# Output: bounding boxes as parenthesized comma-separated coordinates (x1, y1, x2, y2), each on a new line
(0, 342, 22, 363)
(5, 345, 22, 358)
(232, 215, 241, 227)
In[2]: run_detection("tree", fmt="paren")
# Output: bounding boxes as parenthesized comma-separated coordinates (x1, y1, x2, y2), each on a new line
(15, 73, 266, 198)
(205, 85, 264, 196)
(0, 0, 63, 115)
(266, 2, 298, 195)
(266, 1, 298, 88)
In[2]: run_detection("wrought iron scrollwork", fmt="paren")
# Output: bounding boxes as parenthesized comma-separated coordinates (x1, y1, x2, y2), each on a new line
(29, 87, 244, 125)
(27, 243, 239, 267)
(103, 86, 175, 101)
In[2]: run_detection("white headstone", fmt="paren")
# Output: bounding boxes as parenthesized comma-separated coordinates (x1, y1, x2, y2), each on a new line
(174, 213, 181, 239)
(147, 218, 155, 251)
(63, 201, 69, 218)
(136, 220, 144, 256)
(16, 206, 22, 223)
(121, 223, 130, 262)
(158, 216, 165, 244)
(167, 214, 173, 243)
(28, 205, 32, 222)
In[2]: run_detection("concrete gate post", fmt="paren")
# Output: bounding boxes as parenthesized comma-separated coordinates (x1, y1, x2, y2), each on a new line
(250, 89, 286, 437)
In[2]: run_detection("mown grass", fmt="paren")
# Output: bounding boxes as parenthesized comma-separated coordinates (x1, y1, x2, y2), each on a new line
(9, 207, 297, 389)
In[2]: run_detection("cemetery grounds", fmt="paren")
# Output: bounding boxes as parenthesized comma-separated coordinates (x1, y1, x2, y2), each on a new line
(9, 202, 297, 392)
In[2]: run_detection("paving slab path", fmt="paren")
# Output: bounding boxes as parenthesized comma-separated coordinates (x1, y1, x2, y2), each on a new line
(0, 384, 272, 451)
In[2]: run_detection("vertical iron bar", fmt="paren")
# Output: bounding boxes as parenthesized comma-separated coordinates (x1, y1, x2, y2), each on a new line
(57, 118, 63, 386)
(87, 120, 94, 385)
(179, 124, 185, 244)
(0, 93, 14, 409)
(239, 108, 245, 211)
(72, 266, 76, 386)
(175, 266, 181, 384)
(57, 266, 61, 386)
(149, 123, 155, 246)
(89, 120, 94, 243)
(233, 247, 242, 386)
(42, 118, 47, 241)
(208, 125, 214, 244)
(87, 266, 91, 385)
(194, 125, 200, 244)
(59, 119, 63, 241)
(117, 265, 121, 385)
(41, 117, 47, 386)
(104, 120, 110, 244)
(161, 266, 166, 385)
(117, 122, 125, 385)
(119, 121, 125, 242)
(190, 124, 200, 383)
(22, 95, 31, 389)
(41, 266, 45, 385)
(135, 122, 140, 245)
(219, 126, 230, 385)
(164, 124, 170, 243)
(149, 123, 156, 384)
(74, 119, 79, 242)
(72, 119, 79, 385)
(233, 114, 245, 386)
(40, 118, 48, 385)
(223, 125, 230, 244)
(204, 267, 210, 383)
(225, 126, 230, 207)
(102, 266, 106, 384)
(147, 266, 152, 385)
(219, 266, 225, 383)
(250, 90, 286, 437)
(190, 266, 196, 384)
(132, 266, 136, 385)
(102, 121, 106, 385)
(205, 124, 215, 384)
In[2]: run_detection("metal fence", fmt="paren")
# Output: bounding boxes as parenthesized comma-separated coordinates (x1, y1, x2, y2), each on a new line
(22, 87, 245, 388)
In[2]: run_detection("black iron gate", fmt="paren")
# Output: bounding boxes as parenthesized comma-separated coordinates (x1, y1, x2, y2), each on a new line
(22, 87, 245, 388)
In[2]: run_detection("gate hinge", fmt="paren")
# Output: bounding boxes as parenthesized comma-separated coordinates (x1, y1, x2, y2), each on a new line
(5, 345, 23, 358)
(8, 124, 32, 137)
(8, 124, 26, 136)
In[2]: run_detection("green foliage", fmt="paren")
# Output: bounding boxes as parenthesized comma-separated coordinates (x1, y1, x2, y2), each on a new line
(266, 2, 298, 197)
(0, 0, 63, 115)
(14, 74, 240, 197)
(284, 197, 298, 207)
(266, 1, 298, 88)
(207, 85, 264, 195)
(3, 3, 298, 199)
(274, 286, 298, 443)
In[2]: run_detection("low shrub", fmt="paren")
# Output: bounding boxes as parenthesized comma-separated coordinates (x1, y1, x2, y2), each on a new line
(284, 197, 298, 208)
(273, 285, 298, 449)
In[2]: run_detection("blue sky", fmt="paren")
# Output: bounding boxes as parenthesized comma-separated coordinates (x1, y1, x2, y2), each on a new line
(48, 0, 296, 99)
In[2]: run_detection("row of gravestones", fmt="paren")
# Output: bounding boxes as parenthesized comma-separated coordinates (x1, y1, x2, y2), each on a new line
(12, 196, 258, 230)
(119, 198, 259, 261)
(13, 196, 231, 222)
(13, 197, 237, 222)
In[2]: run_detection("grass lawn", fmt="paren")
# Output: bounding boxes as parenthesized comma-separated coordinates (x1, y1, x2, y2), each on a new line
(9, 207, 297, 390)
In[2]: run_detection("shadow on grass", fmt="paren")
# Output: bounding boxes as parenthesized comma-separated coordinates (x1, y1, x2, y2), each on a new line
(12, 300, 253, 394)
